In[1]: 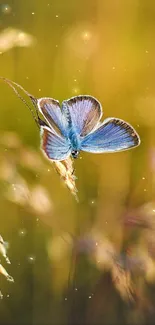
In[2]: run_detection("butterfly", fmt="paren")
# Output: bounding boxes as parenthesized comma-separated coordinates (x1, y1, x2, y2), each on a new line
(38, 95, 140, 161)
(0, 77, 140, 161)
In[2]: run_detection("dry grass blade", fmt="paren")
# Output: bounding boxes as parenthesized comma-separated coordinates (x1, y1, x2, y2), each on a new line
(0, 234, 14, 298)
(53, 157, 78, 201)
(111, 262, 135, 302)
(0, 28, 35, 53)
(0, 77, 39, 126)
(0, 264, 14, 282)
(0, 235, 11, 264)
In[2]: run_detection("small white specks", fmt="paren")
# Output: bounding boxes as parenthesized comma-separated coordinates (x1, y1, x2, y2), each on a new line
(144, 189, 147, 192)
(28, 255, 35, 263)
(72, 87, 80, 95)
(19, 229, 27, 237)
(145, 50, 149, 54)
(7, 294, 10, 298)
(56, 14, 59, 18)
(89, 296, 92, 299)
(142, 177, 145, 180)
(95, 242, 98, 246)
(75, 288, 78, 291)
(153, 210, 155, 213)
(65, 297, 67, 301)
(32, 12, 35, 15)
(82, 31, 92, 41)
(1, 4, 12, 14)
(12, 184, 16, 191)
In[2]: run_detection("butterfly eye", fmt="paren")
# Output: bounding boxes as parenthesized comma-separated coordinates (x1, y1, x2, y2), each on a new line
(71, 150, 79, 159)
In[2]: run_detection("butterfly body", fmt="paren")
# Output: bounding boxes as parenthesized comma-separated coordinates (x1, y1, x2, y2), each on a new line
(68, 127, 81, 158)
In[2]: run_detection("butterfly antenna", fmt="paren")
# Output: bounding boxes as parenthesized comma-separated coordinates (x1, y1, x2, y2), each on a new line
(0, 77, 40, 128)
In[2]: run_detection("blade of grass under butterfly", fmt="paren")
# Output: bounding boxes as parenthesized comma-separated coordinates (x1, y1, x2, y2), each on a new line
(54, 159, 78, 201)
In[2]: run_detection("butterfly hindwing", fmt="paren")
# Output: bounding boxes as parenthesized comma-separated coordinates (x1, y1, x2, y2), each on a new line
(81, 118, 140, 153)
(41, 126, 71, 161)
(62, 95, 102, 136)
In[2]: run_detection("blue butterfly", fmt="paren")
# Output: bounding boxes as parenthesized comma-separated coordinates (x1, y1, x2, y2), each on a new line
(37, 95, 140, 161)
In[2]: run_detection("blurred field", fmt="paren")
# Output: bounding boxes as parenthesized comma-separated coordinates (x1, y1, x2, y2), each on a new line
(0, 1, 155, 324)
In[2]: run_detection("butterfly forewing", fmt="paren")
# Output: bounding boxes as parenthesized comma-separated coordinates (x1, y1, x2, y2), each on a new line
(38, 98, 67, 136)
(62, 95, 102, 136)
(81, 118, 140, 153)
(41, 126, 71, 161)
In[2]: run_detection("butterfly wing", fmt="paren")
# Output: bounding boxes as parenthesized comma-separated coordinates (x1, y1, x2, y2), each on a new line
(38, 98, 67, 136)
(62, 95, 102, 136)
(40, 126, 71, 161)
(81, 118, 140, 153)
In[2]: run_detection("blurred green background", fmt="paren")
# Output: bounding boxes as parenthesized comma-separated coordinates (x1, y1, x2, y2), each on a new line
(0, 0, 155, 324)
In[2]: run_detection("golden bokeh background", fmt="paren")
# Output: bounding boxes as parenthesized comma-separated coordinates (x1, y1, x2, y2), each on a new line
(0, 1, 155, 324)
